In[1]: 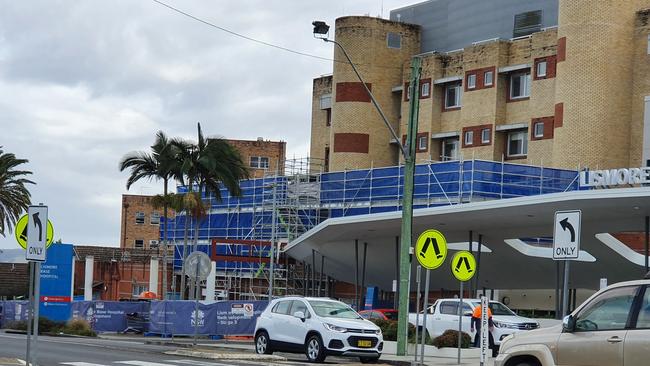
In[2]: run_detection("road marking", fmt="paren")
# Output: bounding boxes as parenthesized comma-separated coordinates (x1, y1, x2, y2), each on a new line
(61, 362, 109, 366)
(115, 362, 178, 366)
(166, 360, 236, 366)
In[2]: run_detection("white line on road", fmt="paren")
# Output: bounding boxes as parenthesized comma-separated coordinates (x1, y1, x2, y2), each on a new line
(115, 362, 178, 366)
(166, 359, 238, 366)
(61, 362, 110, 366)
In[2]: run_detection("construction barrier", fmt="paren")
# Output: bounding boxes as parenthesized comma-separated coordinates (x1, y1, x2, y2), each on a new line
(0, 301, 30, 328)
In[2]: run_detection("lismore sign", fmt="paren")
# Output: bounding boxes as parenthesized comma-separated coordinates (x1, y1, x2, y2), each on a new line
(580, 167, 650, 188)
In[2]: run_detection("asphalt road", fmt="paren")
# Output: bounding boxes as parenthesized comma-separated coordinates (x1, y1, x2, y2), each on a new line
(0, 332, 369, 366)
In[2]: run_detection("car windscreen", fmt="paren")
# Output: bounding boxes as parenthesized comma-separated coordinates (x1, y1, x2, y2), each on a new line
(489, 302, 516, 316)
(308, 300, 360, 319)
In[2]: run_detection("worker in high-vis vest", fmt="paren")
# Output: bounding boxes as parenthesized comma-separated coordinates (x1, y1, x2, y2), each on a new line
(470, 305, 496, 356)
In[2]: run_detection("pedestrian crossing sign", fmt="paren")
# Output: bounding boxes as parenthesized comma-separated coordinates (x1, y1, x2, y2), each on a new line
(451, 250, 476, 282)
(415, 229, 447, 270)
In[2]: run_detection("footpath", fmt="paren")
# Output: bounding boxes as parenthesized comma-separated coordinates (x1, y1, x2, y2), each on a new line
(100, 334, 495, 366)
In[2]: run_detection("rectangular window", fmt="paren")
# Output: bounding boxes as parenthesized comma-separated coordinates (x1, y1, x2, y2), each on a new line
(534, 122, 545, 138)
(536, 61, 547, 78)
(510, 72, 531, 99)
(134, 239, 144, 248)
(387, 32, 401, 49)
(421, 82, 430, 97)
(513, 10, 542, 38)
(445, 83, 462, 109)
(135, 212, 145, 224)
(647, 34, 650, 55)
(418, 135, 428, 151)
(250, 156, 270, 169)
(464, 130, 474, 146)
(319, 94, 332, 109)
(467, 74, 476, 89)
(507, 130, 529, 157)
(484, 71, 493, 86)
(481, 128, 491, 143)
(150, 212, 160, 225)
(406, 84, 411, 101)
(132, 284, 148, 296)
(326, 108, 331, 127)
(149, 240, 159, 248)
(441, 138, 459, 161)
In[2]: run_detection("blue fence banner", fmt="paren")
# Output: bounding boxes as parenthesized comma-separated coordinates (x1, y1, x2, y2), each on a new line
(72, 301, 150, 333)
(215, 301, 268, 336)
(148, 301, 216, 335)
(0, 301, 30, 328)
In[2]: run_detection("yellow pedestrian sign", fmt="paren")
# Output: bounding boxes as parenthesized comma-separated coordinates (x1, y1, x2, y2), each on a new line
(451, 251, 476, 282)
(14, 214, 54, 250)
(415, 229, 447, 270)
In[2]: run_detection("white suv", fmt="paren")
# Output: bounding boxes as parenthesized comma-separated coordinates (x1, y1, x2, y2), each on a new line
(254, 297, 383, 363)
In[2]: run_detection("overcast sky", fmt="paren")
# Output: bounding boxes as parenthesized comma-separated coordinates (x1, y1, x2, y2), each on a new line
(0, 0, 414, 250)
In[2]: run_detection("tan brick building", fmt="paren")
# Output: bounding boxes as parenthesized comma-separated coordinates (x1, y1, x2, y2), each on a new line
(227, 138, 286, 178)
(311, 0, 650, 172)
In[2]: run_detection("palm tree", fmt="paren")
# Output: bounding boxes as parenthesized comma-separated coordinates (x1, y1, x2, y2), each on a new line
(173, 123, 250, 299)
(119, 132, 181, 300)
(0, 147, 34, 237)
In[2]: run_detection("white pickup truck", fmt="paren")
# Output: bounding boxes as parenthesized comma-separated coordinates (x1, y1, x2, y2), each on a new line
(408, 298, 540, 345)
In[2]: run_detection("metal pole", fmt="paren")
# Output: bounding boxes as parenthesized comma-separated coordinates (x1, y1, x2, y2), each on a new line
(312, 249, 316, 297)
(555, 261, 561, 319)
(361, 242, 368, 309)
(414, 266, 421, 364)
(457, 281, 464, 364)
(562, 260, 570, 317)
(354, 240, 359, 309)
(395, 236, 399, 309)
(193, 263, 200, 346)
(476, 234, 483, 295)
(33, 262, 40, 365)
(397, 56, 422, 356)
(420, 270, 430, 364)
(26, 262, 33, 366)
(644, 216, 650, 275)
(268, 183, 278, 300)
(468, 231, 473, 295)
(319, 255, 324, 297)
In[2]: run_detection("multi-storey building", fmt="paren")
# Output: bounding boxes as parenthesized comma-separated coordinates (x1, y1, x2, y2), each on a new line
(310, 0, 650, 172)
(227, 138, 287, 178)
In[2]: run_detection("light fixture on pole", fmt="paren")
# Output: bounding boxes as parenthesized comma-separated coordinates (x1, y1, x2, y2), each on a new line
(313, 20, 421, 356)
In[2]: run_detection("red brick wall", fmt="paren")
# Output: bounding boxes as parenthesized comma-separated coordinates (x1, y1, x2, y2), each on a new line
(462, 124, 493, 148)
(555, 103, 564, 127)
(534, 55, 557, 80)
(227, 139, 286, 178)
(557, 37, 567, 62)
(336, 82, 372, 102)
(531, 116, 555, 140)
(333, 133, 370, 153)
(464, 66, 496, 92)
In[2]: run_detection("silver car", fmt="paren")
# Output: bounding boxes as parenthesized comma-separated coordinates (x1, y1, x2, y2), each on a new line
(496, 278, 650, 366)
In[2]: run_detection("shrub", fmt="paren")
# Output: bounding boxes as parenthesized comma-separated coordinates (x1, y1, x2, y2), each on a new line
(7, 318, 95, 337)
(370, 319, 418, 342)
(63, 319, 96, 337)
(432, 329, 472, 349)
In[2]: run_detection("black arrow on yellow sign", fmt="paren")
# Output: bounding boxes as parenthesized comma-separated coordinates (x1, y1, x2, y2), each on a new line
(419, 237, 443, 259)
(455, 256, 473, 273)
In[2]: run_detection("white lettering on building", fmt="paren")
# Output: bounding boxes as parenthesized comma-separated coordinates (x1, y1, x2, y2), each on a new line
(580, 167, 650, 188)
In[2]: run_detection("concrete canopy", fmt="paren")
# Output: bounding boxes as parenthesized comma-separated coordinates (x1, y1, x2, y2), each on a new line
(284, 187, 650, 291)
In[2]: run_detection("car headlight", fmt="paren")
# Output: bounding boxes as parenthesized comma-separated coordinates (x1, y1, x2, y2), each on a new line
(323, 323, 348, 333)
(493, 320, 518, 329)
(375, 328, 382, 335)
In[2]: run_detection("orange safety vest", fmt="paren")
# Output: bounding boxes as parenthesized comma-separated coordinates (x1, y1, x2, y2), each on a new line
(472, 306, 493, 318)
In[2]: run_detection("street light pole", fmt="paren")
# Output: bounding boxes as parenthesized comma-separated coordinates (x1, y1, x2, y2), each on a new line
(313, 21, 421, 356)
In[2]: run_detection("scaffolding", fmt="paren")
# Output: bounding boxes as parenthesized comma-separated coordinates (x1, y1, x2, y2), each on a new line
(165, 158, 582, 300)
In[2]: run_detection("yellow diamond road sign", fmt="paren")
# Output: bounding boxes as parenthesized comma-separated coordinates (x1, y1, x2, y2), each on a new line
(451, 251, 476, 282)
(14, 214, 54, 250)
(415, 229, 448, 270)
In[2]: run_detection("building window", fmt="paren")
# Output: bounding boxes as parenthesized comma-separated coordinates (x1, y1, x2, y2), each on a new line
(149, 240, 159, 248)
(250, 156, 270, 169)
(418, 135, 428, 151)
(421, 82, 430, 97)
(481, 128, 491, 144)
(132, 284, 148, 297)
(464, 130, 474, 146)
(441, 138, 459, 161)
(507, 130, 528, 157)
(445, 83, 462, 109)
(134, 239, 144, 248)
(135, 212, 145, 224)
(150, 212, 160, 225)
(484, 71, 493, 86)
(510, 72, 531, 99)
(319, 94, 332, 109)
(513, 10, 542, 38)
(387, 32, 401, 49)
(467, 74, 476, 89)
(536, 61, 547, 78)
(406, 83, 411, 101)
(325, 108, 331, 127)
(534, 122, 545, 138)
(647, 34, 650, 55)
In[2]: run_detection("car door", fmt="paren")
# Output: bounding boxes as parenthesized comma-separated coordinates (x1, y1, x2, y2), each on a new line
(436, 301, 460, 337)
(557, 285, 639, 366)
(284, 300, 311, 346)
(624, 285, 650, 366)
(269, 300, 294, 344)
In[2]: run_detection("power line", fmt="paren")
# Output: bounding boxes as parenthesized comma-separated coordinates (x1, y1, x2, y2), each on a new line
(151, 0, 333, 62)
(150, 0, 402, 70)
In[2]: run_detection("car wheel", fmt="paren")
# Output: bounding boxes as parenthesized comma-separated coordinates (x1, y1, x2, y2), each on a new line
(360, 356, 380, 364)
(305, 334, 326, 363)
(513, 362, 539, 366)
(255, 331, 273, 355)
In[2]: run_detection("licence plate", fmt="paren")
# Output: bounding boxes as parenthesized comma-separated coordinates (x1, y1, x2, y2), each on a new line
(357, 340, 372, 348)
